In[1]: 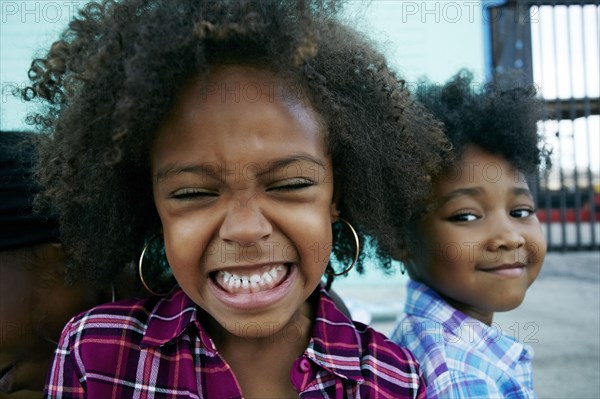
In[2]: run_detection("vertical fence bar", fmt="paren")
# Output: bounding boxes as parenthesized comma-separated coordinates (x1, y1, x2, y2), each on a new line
(551, 5, 569, 251)
(534, 2, 555, 249)
(494, 1, 599, 250)
(583, 3, 599, 248)
(566, 6, 583, 249)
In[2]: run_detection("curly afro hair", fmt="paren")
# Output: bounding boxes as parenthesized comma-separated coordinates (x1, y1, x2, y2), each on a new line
(414, 69, 551, 176)
(24, 0, 448, 284)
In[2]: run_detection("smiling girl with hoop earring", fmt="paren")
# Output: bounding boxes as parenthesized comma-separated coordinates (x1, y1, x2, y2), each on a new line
(26, 1, 448, 397)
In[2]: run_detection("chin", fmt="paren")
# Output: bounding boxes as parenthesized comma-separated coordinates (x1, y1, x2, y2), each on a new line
(495, 297, 526, 312)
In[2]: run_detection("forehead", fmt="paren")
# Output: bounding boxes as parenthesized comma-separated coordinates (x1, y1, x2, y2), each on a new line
(437, 145, 528, 191)
(151, 65, 327, 171)
(164, 64, 318, 126)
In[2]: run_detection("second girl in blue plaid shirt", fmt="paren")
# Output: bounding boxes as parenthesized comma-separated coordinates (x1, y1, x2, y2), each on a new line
(390, 71, 551, 398)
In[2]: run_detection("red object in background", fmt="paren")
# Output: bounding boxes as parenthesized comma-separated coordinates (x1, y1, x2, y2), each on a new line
(537, 193, 600, 222)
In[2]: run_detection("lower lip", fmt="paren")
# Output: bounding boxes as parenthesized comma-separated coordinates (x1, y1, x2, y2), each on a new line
(208, 264, 297, 311)
(483, 267, 525, 277)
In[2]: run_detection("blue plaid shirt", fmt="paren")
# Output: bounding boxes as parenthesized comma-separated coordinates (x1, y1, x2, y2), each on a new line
(391, 280, 536, 398)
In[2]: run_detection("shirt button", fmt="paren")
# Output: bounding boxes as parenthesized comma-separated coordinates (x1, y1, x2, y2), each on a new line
(299, 358, 311, 372)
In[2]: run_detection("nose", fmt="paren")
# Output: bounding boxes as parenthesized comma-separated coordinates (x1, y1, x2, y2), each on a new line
(485, 215, 526, 252)
(219, 195, 272, 245)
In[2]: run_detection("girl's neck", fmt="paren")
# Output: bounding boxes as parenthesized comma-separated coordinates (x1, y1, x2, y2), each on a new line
(206, 301, 314, 398)
(442, 294, 494, 326)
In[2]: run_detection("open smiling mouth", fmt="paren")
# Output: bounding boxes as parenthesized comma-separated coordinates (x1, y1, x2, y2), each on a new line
(211, 262, 293, 294)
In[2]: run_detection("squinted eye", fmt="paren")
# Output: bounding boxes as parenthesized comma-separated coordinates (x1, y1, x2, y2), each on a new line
(268, 178, 315, 192)
(171, 188, 217, 200)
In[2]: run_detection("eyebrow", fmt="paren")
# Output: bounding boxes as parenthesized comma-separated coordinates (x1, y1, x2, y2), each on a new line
(436, 186, 534, 208)
(255, 154, 326, 178)
(155, 153, 326, 182)
(155, 163, 219, 182)
(512, 187, 534, 199)
(435, 187, 483, 208)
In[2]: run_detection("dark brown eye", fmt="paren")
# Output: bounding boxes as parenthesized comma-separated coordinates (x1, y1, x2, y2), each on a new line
(448, 213, 478, 222)
(510, 208, 534, 218)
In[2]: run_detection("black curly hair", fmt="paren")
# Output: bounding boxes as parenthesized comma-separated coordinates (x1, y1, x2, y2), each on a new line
(23, 0, 447, 285)
(401, 70, 552, 273)
(414, 70, 551, 176)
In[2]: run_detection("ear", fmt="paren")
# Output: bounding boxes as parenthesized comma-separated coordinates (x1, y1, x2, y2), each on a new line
(330, 201, 340, 223)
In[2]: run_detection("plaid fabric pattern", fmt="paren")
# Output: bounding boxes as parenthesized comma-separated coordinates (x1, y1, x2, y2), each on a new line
(45, 285, 425, 398)
(390, 280, 535, 399)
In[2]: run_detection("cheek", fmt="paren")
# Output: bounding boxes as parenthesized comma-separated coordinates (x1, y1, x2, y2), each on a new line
(287, 206, 333, 274)
(419, 223, 454, 263)
(162, 215, 213, 273)
(298, 211, 332, 270)
(417, 227, 477, 282)
(526, 228, 547, 273)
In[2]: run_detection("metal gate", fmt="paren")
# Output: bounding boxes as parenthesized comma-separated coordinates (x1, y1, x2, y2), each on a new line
(486, 0, 600, 250)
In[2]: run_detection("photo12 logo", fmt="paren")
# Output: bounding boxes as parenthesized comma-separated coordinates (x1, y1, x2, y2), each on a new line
(396, 1, 539, 24)
(1, 1, 83, 23)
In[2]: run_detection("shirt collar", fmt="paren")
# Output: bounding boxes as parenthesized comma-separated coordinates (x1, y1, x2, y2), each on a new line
(405, 280, 533, 368)
(140, 289, 216, 352)
(140, 285, 364, 382)
(304, 285, 365, 383)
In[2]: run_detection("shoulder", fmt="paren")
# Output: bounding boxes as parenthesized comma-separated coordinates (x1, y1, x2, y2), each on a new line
(391, 312, 450, 367)
(317, 287, 422, 375)
(426, 369, 503, 398)
(47, 291, 203, 397)
(312, 288, 425, 397)
(355, 320, 421, 368)
(352, 321, 425, 396)
(391, 321, 503, 399)
(47, 295, 161, 395)
(63, 295, 159, 342)
(391, 314, 535, 398)
(61, 290, 195, 359)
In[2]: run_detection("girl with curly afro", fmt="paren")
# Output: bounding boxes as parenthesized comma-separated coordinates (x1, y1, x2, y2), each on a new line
(24, 0, 447, 397)
(390, 70, 552, 398)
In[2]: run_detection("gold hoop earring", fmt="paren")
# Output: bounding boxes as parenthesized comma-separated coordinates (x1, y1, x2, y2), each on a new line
(138, 236, 173, 296)
(326, 217, 360, 276)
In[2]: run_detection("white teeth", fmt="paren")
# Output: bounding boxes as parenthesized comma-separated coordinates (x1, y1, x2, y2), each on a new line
(222, 271, 231, 283)
(262, 272, 274, 283)
(217, 264, 290, 293)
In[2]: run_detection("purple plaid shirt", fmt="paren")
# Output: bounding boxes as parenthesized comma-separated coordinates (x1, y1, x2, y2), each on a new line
(45, 285, 425, 398)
